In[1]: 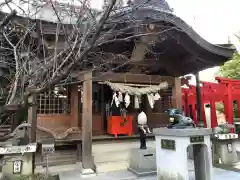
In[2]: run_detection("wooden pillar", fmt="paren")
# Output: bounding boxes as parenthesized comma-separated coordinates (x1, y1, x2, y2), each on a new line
(201, 102, 207, 128)
(71, 84, 79, 127)
(27, 92, 37, 174)
(223, 97, 229, 121)
(226, 83, 234, 132)
(81, 71, 95, 173)
(195, 73, 203, 127)
(28, 93, 37, 142)
(172, 77, 182, 110)
(237, 99, 240, 118)
(210, 100, 218, 128)
(11, 113, 18, 132)
(191, 103, 197, 125)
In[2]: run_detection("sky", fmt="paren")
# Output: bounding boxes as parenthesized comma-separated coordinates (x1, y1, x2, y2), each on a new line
(166, 0, 240, 83)
(165, 0, 240, 83)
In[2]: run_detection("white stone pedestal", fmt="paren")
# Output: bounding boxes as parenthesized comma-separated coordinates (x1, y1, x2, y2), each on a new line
(153, 128, 213, 180)
(0, 143, 37, 179)
(213, 133, 239, 165)
(128, 148, 156, 176)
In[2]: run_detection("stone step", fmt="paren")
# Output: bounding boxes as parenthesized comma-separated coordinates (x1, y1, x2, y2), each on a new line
(36, 155, 77, 167)
(37, 150, 129, 166)
(0, 125, 11, 128)
(94, 151, 129, 163)
(36, 150, 78, 167)
(0, 129, 11, 133)
(36, 158, 77, 167)
(92, 140, 155, 153)
(96, 161, 129, 173)
(36, 140, 155, 168)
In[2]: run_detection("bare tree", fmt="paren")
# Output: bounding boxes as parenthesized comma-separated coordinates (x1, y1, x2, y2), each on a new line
(0, 0, 177, 121)
(0, 0, 120, 105)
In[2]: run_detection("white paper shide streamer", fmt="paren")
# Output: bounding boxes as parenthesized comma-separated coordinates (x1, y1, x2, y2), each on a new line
(106, 81, 168, 109)
(111, 92, 120, 107)
(124, 93, 130, 108)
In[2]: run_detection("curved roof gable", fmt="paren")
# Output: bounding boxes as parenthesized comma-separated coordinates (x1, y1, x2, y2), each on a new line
(110, 2, 235, 59)
(133, 0, 172, 12)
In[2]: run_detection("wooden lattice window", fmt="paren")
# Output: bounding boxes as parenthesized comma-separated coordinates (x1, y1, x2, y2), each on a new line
(37, 86, 71, 114)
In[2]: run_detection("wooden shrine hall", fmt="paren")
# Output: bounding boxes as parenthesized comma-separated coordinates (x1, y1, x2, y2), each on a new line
(0, 0, 235, 171)
(33, 0, 235, 141)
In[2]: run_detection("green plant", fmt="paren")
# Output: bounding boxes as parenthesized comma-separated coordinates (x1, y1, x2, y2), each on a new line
(215, 102, 238, 118)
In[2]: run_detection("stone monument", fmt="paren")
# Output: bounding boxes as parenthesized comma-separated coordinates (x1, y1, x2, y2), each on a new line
(166, 108, 197, 160)
(153, 128, 213, 180)
(128, 111, 156, 176)
(1, 143, 37, 178)
(0, 123, 37, 179)
(212, 124, 239, 165)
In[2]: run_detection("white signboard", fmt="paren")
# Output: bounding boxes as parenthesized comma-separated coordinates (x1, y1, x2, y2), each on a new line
(13, 160, 22, 174)
(42, 144, 55, 155)
(0, 143, 37, 155)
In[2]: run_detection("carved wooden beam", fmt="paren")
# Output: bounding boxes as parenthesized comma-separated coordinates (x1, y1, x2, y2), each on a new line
(129, 24, 159, 72)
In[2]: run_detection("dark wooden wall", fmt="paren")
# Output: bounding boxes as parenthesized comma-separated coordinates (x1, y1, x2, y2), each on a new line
(36, 74, 181, 137)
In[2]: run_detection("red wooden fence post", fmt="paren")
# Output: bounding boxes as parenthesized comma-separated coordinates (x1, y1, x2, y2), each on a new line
(237, 99, 240, 118)
(227, 82, 234, 132)
(210, 99, 218, 128)
(223, 98, 229, 123)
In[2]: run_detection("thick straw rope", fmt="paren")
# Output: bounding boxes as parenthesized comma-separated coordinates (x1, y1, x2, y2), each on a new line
(104, 81, 168, 95)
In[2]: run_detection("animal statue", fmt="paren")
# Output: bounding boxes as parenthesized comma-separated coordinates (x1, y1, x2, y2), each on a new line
(166, 108, 196, 129)
(213, 123, 235, 134)
(12, 124, 30, 146)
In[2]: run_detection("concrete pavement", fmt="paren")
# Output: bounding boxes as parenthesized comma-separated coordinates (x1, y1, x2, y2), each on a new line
(58, 168, 240, 180)
(36, 139, 240, 180)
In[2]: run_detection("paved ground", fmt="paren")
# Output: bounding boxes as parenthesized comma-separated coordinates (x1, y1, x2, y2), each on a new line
(58, 168, 240, 180)
(38, 160, 240, 180)
(35, 139, 240, 180)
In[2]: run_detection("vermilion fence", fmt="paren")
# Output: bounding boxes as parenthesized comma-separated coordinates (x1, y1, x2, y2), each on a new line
(182, 77, 240, 129)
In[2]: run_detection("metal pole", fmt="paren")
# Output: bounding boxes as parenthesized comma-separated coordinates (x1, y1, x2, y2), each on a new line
(45, 155, 48, 177)
(195, 72, 203, 127)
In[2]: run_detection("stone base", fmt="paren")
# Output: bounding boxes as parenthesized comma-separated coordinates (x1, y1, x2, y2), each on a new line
(2, 153, 33, 178)
(80, 167, 96, 178)
(128, 147, 156, 177)
(213, 139, 238, 165)
(187, 145, 194, 160)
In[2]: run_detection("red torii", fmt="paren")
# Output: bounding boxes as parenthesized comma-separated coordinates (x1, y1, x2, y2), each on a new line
(182, 77, 240, 130)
